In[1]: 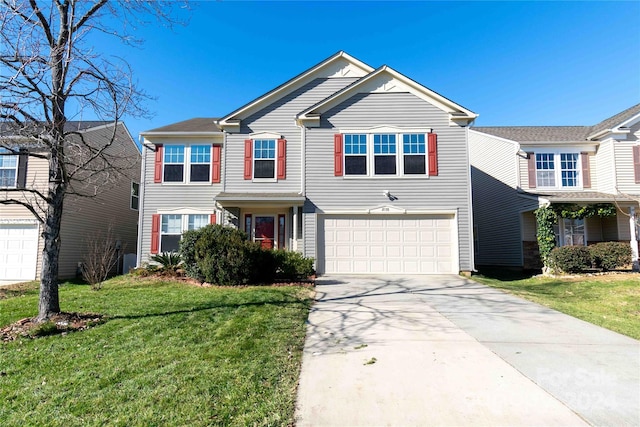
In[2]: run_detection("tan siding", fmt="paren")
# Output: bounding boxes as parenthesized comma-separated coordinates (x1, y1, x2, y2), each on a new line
(521, 211, 537, 242)
(594, 140, 615, 193)
(585, 216, 603, 242)
(614, 142, 640, 194)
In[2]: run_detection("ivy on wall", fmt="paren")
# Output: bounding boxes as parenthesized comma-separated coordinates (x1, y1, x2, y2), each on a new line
(534, 203, 617, 270)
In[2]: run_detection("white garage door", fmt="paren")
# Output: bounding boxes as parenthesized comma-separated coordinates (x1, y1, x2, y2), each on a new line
(322, 214, 456, 274)
(0, 223, 39, 280)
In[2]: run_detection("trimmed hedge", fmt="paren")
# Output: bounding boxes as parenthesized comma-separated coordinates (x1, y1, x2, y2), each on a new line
(547, 242, 632, 273)
(590, 242, 632, 271)
(179, 224, 315, 285)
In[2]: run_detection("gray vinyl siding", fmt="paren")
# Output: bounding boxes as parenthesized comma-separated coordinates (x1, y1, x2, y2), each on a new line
(224, 78, 357, 193)
(305, 92, 474, 271)
(59, 124, 140, 279)
(139, 138, 222, 264)
(469, 130, 538, 267)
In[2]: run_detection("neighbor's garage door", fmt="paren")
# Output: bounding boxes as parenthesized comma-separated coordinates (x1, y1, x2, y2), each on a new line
(0, 224, 39, 280)
(322, 214, 456, 274)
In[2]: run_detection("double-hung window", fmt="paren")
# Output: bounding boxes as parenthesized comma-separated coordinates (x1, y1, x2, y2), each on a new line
(402, 134, 426, 175)
(162, 145, 212, 183)
(160, 213, 209, 252)
(534, 152, 580, 188)
(340, 131, 432, 177)
(131, 182, 140, 210)
(373, 134, 396, 175)
(0, 148, 18, 188)
(344, 134, 367, 175)
(254, 139, 276, 179)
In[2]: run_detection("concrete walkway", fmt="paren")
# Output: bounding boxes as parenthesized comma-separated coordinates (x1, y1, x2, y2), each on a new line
(295, 275, 640, 426)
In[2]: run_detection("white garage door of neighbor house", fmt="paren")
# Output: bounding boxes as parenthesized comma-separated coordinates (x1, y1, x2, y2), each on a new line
(0, 224, 39, 281)
(322, 214, 456, 274)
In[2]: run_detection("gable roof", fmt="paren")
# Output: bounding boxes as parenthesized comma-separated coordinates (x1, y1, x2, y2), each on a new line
(142, 118, 221, 135)
(474, 102, 640, 143)
(297, 65, 477, 126)
(0, 120, 112, 136)
(217, 51, 375, 130)
(588, 102, 640, 139)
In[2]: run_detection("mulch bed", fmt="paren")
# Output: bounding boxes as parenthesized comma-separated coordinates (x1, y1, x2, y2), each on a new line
(1, 312, 104, 342)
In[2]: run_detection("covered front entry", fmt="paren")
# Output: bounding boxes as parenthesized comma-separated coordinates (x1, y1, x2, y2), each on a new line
(0, 222, 39, 281)
(320, 214, 457, 274)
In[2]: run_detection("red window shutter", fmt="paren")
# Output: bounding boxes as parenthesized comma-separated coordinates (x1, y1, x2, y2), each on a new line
(581, 152, 591, 189)
(634, 146, 640, 184)
(154, 144, 163, 183)
(428, 133, 438, 176)
(527, 153, 536, 189)
(334, 134, 343, 176)
(151, 214, 160, 254)
(244, 139, 253, 180)
(212, 145, 221, 183)
(210, 213, 217, 225)
(277, 139, 286, 179)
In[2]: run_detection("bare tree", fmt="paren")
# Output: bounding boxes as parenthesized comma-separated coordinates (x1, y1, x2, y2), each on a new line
(82, 223, 121, 291)
(0, 0, 185, 320)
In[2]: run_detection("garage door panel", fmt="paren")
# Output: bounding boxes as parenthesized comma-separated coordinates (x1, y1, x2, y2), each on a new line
(322, 214, 455, 274)
(0, 224, 38, 280)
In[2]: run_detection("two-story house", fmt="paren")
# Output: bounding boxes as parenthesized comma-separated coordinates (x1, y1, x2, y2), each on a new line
(470, 103, 640, 269)
(138, 51, 478, 275)
(0, 121, 140, 281)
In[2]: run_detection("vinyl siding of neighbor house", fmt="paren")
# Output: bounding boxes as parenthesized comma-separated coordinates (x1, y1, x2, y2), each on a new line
(303, 92, 474, 271)
(0, 154, 49, 279)
(139, 136, 223, 264)
(469, 130, 539, 266)
(57, 123, 140, 279)
(224, 78, 357, 193)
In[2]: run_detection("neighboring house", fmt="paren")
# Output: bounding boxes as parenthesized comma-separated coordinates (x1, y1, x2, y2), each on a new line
(470, 103, 640, 269)
(138, 51, 478, 275)
(0, 121, 140, 281)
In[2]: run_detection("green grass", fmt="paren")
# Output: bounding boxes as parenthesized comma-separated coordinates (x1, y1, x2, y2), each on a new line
(0, 277, 313, 426)
(473, 269, 640, 340)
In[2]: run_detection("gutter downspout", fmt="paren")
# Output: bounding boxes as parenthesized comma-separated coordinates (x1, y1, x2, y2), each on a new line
(135, 135, 147, 268)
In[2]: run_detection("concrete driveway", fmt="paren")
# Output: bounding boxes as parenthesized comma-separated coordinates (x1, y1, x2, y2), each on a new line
(295, 275, 640, 426)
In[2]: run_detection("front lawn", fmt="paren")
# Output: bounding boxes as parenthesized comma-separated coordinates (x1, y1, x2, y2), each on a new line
(0, 277, 313, 426)
(473, 270, 640, 340)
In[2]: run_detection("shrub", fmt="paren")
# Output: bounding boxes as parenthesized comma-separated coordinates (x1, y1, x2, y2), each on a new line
(589, 242, 632, 271)
(191, 225, 252, 285)
(274, 249, 315, 281)
(548, 246, 592, 273)
(179, 229, 202, 280)
(246, 243, 278, 284)
(150, 252, 183, 275)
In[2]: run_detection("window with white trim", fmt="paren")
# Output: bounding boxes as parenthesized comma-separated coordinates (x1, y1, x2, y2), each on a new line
(163, 144, 211, 183)
(0, 148, 18, 188)
(535, 152, 580, 188)
(254, 139, 275, 179)
(131, 182, 140, 210)
(160, 214, 209, 252)
(343, 132, 429, 177)
(344, 134, 367, 175)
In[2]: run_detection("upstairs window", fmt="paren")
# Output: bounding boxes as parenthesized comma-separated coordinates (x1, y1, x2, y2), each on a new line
(344, 134, 367, 175)
(157, 144, 215, 184)
(0, 148, 18, 188)
(254, 139, 276, 179)
(532, 152, 581, 189)
(131, 182, 140, 210)
(373, 134, 396, 175)
(403, 134, 426, 175)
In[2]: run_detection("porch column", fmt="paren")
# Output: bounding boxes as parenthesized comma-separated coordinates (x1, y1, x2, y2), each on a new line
(630, 206, 639, 271)
(293, 206, 298, 251)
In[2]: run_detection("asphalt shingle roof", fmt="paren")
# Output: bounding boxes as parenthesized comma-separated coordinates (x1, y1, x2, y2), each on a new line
(144, 118, 221, 133)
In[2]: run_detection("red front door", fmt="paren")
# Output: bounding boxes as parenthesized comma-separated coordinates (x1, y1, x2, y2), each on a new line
(255, 216, 275, 249)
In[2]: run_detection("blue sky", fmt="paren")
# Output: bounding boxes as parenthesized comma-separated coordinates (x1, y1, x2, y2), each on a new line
(99, 1, 640, 140)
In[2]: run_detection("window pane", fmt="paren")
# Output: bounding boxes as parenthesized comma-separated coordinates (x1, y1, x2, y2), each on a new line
(537, 171, 555, 187)
(162, 214, 182, 233)
(131, 182, 140, 197)
(535, 153, 555, 187)
(164, 164, 184, 182)
(0, 154, 17, 168)
(254, 159, 275, 178)
(560, 153, 578, 187)
(254, 140, 275, 159)
(345, 156, 367, 175)
(404, 155, 426, 174)
(190, 164, 210, 182)
(374, 134, 396, 154)
(164, 146, 184, 163)
(375, 155, 396, 175)
(190, 145, 211, 163)
(188, 214, 208, 230)
(345, 134, 366, 155)
(403, 134, 425, 154)
(161, 235, 181, 253)
(0, 170, 16, 187)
